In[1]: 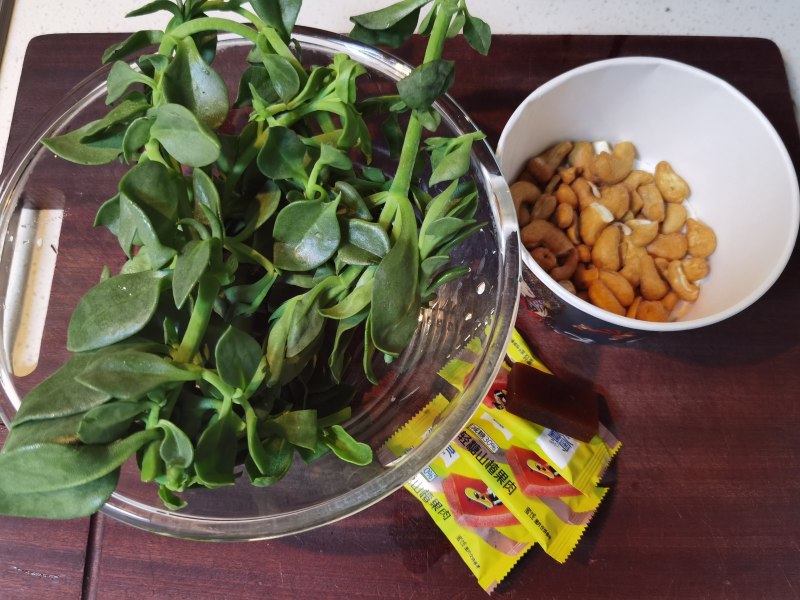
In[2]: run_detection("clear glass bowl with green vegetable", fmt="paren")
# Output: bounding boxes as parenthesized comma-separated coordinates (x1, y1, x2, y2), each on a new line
(0, 17, 518, 539)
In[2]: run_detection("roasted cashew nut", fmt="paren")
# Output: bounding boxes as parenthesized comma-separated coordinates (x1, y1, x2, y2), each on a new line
(598, 269, 635, 307)
(655, 161, 690, 203)
(531, 194, 557, 221)
(550, 247, 579, 281)
(622, 169, 654, 193)
(666, 260, 700, 302)
(625, 219, 659, 246)
(531, 246, 557, 271)
(588, 279, 625, 316)
(661, 202, 688, 235)
(579, 202, 614, 246)
(510, 180, 542, 228)
(636, 300, 669, 322)
(571, 177, 599, 211)
(521, 218, 578, 281)
(591, 141, 636, 185)
(686, 218, 717, 258)
(568, 141, 594, 178)
(521, 218, 574, 255)
(646, 232, 689, 261)
(591, 224, 622, 271)
(555, 182, 578, 208)
(555, 202, 575, 229)
(528, 141, 574, 184)
(639, 253, 670, 300)
(682, 256, 710, 282)
(599, 184, 631, 220)
(638, 183, 666, 222)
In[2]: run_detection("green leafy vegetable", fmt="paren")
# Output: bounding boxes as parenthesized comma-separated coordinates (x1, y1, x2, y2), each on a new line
(67, 271, 163, 352)
(2, 0, 492, 520)
(162, 36, 230, 128)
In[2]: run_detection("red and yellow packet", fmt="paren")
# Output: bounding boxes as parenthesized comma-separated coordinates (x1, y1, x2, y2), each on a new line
(450, 403, 607, 563)
(403, 445, 537, 593)
(473, 331, 621, 496)
(384, 326, 621, 588)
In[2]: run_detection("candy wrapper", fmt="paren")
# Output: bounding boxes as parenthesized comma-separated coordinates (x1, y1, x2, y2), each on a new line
(450, 403, 607, 562)
(385, 327, 621, 590)
(403, 446, 537, 593)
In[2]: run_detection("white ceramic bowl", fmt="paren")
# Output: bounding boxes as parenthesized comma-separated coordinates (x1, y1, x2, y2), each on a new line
(497, 57, 799, 342)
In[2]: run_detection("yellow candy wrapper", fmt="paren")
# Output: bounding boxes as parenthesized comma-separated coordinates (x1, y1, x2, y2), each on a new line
(385, 393, 535, 593)
(483, 396, 616, 497)
(505, 328, 552, 375)
(404, 447, 537, 593)
(451, 403, 603, 563)
(377, 393, 450, 465)
(383, 325, 621, 586)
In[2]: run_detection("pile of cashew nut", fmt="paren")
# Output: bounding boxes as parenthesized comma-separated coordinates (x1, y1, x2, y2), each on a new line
(513, 140, 717, 322)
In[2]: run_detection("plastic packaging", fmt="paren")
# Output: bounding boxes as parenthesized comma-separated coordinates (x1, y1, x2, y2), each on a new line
(403, 443, 537, 593)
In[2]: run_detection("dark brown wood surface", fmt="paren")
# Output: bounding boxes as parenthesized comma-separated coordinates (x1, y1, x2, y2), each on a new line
(1, 33, 799, 599)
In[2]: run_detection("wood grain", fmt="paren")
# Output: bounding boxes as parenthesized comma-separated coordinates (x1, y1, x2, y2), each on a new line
(1, 33, 798, 599)
(0, 426, 91, 600)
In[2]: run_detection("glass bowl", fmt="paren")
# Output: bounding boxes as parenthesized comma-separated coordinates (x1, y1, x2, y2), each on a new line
(0, 28, 519, 539)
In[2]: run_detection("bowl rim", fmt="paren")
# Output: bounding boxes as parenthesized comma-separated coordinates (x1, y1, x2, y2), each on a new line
(497, 55, 800, 332)
(0, 27, 520, 538)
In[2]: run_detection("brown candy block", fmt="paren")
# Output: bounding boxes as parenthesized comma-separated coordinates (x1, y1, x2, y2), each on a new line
(506, 363, 599, 442)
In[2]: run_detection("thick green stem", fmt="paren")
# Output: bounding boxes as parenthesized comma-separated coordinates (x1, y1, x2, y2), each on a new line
(174, 274, 221, 363)
(200, 369, 237, 402)
(226, 239, 277, 275)
(222, 125, 269, 203)
(140, 404, 162, 482)
(158, 17, 259, 54)
(387, 0, 458, 202)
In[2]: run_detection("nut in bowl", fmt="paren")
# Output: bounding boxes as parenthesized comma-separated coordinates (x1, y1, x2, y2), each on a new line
(497, 57, 800, 343)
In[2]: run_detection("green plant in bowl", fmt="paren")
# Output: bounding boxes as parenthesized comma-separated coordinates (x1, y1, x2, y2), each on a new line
(0, 0, 517, 532)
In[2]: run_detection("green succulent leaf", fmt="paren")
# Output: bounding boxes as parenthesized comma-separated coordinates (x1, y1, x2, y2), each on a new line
(349, 11, 420, 49)
(350, 0, 431, 30)
(172, 239, 213, 309)
(150, 103, 221, 167)
(4, 414, 85, 452)
(162, 36, 230, 129)
(194, 410, 240, 488)
(0, 429, 158, 495)
(42, 99, 150, 165)
(106, 61, 155, 105)
(256, 125, 308, 182)
(321, 425, 373, 466)
(250, 0, 302, 42)
(102, 30, 164, 64)
(78, 401, 148, 444)
(13, 354, 112, 425)
(76, 350, 199, 399)
(215, 325, 263, 390)
(397, 59, 455, 111)
(273, 199, 341, 271)
(246, 436, 293, 486)
(261, 50, 301, 103)
(67, 271, 163, 352)
(463, 12, 492, 56)
(369, 197, 420, 356)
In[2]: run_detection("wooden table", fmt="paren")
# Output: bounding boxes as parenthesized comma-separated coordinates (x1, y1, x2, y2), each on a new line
(1, 33, 799, 599)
